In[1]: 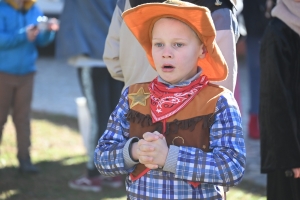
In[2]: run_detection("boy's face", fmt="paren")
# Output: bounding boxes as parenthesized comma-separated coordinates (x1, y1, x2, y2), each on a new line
(152, 18, 204, 85)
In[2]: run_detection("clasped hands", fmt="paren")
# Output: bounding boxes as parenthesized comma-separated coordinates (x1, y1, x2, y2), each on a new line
(131, 131, 169, 169)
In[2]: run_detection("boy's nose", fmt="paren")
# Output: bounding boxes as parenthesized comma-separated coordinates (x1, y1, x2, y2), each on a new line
(162, 46, 173, 58)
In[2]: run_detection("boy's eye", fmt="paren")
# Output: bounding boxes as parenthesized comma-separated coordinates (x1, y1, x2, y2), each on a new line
(174, 43, 183, 47)
(154, 43, 163, 47)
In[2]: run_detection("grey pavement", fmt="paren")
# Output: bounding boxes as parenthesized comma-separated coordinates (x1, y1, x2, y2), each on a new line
(33, 56, 266, 188)
(33, 57, 81, 117)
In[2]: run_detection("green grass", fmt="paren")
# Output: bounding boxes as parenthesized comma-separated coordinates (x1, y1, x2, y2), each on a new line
(0, 112, 266, 200)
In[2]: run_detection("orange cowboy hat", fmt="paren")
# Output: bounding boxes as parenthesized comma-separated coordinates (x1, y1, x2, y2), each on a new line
(122, 0, 228, 81)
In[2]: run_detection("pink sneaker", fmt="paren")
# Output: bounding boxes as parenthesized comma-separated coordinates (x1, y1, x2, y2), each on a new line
(101, 176, 123, 188)
(68, 175, 102, 192)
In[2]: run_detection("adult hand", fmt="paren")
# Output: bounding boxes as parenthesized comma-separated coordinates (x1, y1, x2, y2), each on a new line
(26, 25, 39, 41)
(265, 0, 274, 18)
(292, 168, 300, 178)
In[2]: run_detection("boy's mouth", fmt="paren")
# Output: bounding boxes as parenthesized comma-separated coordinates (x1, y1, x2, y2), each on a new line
(163, 65, 174, 69)
(162, 65, 175, 72)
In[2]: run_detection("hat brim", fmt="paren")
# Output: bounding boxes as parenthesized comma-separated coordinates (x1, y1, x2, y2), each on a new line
(123, 2, 228, 81)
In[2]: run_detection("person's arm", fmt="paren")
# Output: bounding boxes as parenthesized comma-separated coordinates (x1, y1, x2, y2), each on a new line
(35, 18, 59, 47)
(34, 31, 55, 47)
(0, 15, 28, 49)
(94, 88, 135, 176)
(210, 8, 238, 92)
(103, 0, 124, 82)
(20, 4, 57, 47)
(163, 92, 246, 186)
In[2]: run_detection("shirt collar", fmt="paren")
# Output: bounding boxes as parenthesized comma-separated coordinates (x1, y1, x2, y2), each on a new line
(158, 67, 202, 88)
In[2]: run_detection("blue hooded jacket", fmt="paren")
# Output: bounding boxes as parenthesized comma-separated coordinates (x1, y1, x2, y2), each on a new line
(0, 0, 56, 75)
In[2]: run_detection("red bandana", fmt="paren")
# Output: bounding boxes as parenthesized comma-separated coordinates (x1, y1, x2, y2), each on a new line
(149, 75, 209, 123)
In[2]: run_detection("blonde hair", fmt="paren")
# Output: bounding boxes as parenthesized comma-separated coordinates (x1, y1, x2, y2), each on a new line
(156, 17, 203, 45)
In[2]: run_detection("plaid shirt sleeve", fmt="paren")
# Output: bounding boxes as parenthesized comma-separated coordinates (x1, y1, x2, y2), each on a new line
(94, 88, 132, 176)
(174, 91, 246, 186)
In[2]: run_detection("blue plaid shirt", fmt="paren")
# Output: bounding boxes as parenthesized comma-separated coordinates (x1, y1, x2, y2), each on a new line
(95, 84, 246, 200)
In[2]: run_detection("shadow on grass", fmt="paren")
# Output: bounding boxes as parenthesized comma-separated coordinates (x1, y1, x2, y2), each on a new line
(31, 111, 79, 133)
(0, 158, 266, 200)
(234, 179, 266, 197)
(0, 156, 127, 200)
(14, 111, 266, 199)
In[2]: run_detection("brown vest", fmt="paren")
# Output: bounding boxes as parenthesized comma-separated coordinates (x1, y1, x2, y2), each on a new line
(127, 82, 225, 180)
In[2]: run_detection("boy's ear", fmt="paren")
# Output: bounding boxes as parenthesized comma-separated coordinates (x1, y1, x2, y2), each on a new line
(199, 44, 206, 59)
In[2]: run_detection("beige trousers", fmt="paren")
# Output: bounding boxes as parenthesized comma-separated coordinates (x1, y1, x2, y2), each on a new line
(0, 72, 34, 160)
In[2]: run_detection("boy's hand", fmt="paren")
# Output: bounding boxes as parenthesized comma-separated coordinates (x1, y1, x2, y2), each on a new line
(143, 131, 164, 142)
(131, 142, 139, 161)
(138, 131, 163, 169)
(130, 131, 162, 161)
(47, 18, 60, 31)
(26, 25, 39, 41)
(138, 132, 168, 169)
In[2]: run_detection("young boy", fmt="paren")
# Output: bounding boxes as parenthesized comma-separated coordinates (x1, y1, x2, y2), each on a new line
(0, 0, 59, 173)
(94, 0, 245, 199)
(104, 0, 240, 92)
